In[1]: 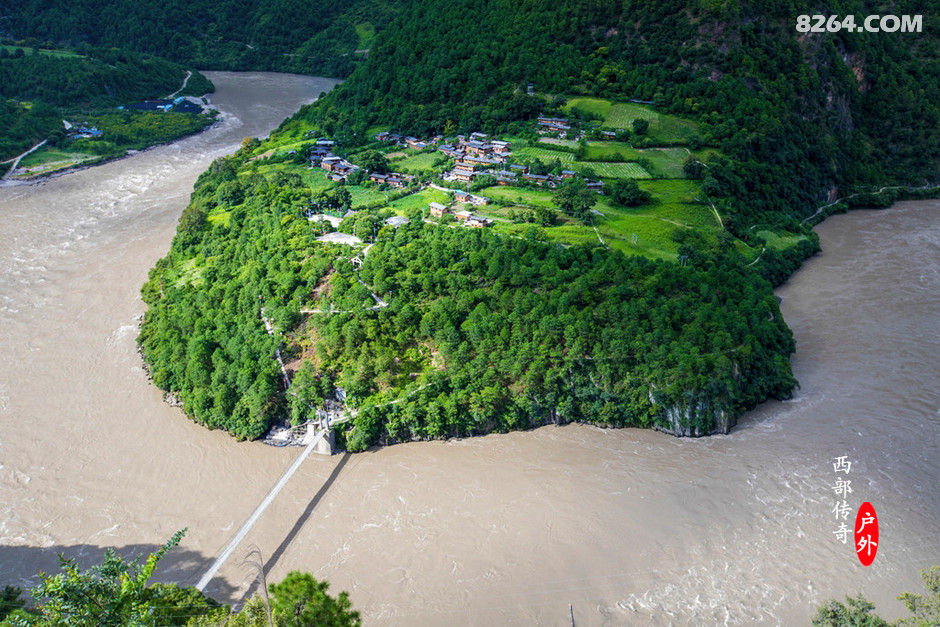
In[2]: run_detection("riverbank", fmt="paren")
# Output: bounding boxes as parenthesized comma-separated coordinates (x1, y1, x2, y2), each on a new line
(0, 104, 219, 187)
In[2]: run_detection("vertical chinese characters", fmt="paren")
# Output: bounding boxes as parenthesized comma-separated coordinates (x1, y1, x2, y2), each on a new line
(832, 455, 852, 544)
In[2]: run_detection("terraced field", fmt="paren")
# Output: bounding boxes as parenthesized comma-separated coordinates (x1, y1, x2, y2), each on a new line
(514, 146, 575, 164)
(604, 103, 699, 143)
(577, 161, 651, 179)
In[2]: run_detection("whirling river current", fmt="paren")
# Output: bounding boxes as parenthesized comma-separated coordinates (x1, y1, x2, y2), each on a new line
(0, 72, 937, 625)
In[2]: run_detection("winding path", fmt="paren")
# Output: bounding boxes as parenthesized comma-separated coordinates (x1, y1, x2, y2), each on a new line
(1, 140, 47, 181)
(167, 70, 193, 99)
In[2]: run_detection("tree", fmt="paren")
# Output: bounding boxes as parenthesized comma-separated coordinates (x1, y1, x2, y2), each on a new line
(192, 572, 361, 627)
(356, 150, 389, 174)
(12, 530, 219, 626)
(270, 572, 360, 627)
(611, 179, 651, 206)
(896, 566, 940, 627)
(552, 178, 596, 223)
(632, 118, 649, 135)
(683, 155, 705, 179)
(811, 593, 888, 626)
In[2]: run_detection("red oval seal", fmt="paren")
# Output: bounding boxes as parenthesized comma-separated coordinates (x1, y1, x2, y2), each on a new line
(854, 502, 879, 566)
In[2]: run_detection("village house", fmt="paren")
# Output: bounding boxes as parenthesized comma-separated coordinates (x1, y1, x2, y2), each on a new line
(438, 144, 462, 159)
(429, 202, 450, 217)
(453, 190, 471, 203)
(453, 170, 475, 183)
(491, 140, 511, 154)
(561, 170, 576, 179)
(464, 141, 492, 156)
(469, 132, 487, 142)
(523, 173, 551, 186)
(320, 156, 343, 172)
(466, 216, 492, 228)
(386, 175, 405, 188)
(369, 173, 388, 184)
(454, 210, 473, 222)
(601, 130, 617, 139)
(587, 180, 604, 191)
(375, 131, 390, 142)
(496, 170, 517, 186)
(509, 164, 529, 175)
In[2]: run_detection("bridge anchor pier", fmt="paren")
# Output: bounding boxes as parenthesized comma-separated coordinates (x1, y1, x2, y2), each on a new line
(303, 423, 335, 455)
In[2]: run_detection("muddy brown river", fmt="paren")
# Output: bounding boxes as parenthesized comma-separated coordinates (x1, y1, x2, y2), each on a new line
(0, 72, 937, 625)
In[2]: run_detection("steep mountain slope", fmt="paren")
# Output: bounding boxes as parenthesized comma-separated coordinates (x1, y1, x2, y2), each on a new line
(2, 0, 403, 77)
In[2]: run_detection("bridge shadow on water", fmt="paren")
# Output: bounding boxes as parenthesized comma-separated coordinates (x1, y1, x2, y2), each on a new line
(240, 451, 351, 596)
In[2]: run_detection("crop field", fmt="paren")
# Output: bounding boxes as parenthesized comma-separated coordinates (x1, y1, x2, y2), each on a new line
(480, 186, 556, 208)
(604, 102, 658, 127)
(538, 137, 580, 148)
(513, 146, 575, 164)
(579, 141, 635, 161)
(604, 103, 698, 143)
(577, 161, 651, 179)
(581, 143, 691, 177)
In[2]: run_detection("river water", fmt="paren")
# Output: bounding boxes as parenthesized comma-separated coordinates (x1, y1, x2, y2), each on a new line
(1, 73, 937, 625)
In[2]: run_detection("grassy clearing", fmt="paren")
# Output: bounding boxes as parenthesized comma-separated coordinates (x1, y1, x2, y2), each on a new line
(514, 146, 575, 164)
(355, 23, 376, 47)
(0, 45, 82, 58)
(250, 163, 335, 193)
(389, 187, 451, 212)
(394, 151, 441, 173)
(299, 167, 337, 193)
(18, 147, 93, 168)
(755, 230, 808, 251)
(563, 97, 611, 119)
(578, 161, 650, 179)
(347, 184, 388, 208)
(480, 186, 556, 208)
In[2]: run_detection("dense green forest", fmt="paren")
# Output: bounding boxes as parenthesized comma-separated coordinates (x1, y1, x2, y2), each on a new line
(1, 0, 402, 77)
(139, 144, 796, 444)
(0, 43, 215, 168)
(131, 0, 939, 446)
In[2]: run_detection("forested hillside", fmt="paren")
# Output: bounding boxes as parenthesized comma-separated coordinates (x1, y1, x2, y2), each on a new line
(306, 0, 939, 232)
(1, 0, 402, 77)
